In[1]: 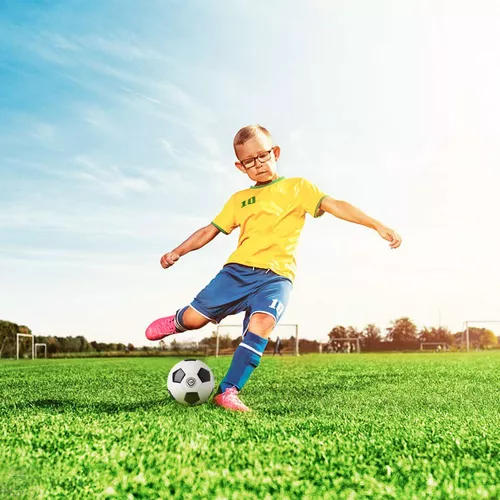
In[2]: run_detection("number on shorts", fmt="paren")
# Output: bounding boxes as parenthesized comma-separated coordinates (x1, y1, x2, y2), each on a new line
(270, 299, 284, 316)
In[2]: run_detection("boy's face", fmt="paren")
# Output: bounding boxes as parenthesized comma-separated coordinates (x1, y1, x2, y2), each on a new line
(234, 132, 281, 184)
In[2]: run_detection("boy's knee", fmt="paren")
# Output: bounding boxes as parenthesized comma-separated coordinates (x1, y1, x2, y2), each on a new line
(180, 306, 211, 330)
(248, 313, 276, 337)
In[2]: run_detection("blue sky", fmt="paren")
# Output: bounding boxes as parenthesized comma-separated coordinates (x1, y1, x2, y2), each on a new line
(1, 0, 499, 346)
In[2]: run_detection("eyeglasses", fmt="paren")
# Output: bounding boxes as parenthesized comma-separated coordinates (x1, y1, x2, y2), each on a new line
(239, 148, 275, 169)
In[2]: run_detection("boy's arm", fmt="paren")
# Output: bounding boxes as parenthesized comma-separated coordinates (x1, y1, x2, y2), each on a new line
(160, 224, 220, 269)
(320, 197, 402, 249)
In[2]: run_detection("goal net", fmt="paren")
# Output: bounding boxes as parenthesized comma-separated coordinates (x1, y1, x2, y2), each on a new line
(420, 342, 449, 352)
(212, 323, 299, 356)
(16, 334, 47, 359)
(35, 343, 47, 358)
(16, 333, 34, 360)
(323, 338, 361, 354)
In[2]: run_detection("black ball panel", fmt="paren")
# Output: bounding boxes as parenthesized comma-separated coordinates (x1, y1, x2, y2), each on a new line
(197, 367, 211, 383)
(172, 368, 186, 383)
(184, 392, 200, 405)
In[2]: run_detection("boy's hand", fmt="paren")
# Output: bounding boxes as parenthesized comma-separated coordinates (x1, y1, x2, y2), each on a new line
(375, 225, 402, 249)
(160, 251, 180, 268)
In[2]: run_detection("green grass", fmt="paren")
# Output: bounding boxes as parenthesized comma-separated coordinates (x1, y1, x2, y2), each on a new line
(1, 352, 500, 499)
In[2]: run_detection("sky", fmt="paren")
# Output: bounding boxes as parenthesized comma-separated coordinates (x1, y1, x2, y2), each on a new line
(1, 0, 499, 347)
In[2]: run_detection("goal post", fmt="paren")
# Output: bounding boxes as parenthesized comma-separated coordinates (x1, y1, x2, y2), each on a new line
(35, 343, 47, 358)
(17, 333, 34, 360)
(463, 320, 500, 352)
(215, 323, 299, 357)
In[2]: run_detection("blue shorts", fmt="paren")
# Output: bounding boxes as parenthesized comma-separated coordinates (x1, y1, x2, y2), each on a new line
(190, 263, 293, 333)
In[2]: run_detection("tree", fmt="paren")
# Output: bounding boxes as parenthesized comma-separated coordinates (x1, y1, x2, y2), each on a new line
(419, 326, 453, 344)
(199, 332, 218, 349)
(231, 336, 242, 349)
(47, 337, 59, 354)
(386, 317, 418, 343)
(458, 327, 498, 348)
(479, 329, 498, 348)
(75, 335, 92, 352)
(0, 320, 21, 358)
(0, 337, 9, 357)
(219, 333, 233, 350)
(171, 339, 179, 352)
(0, 320, 35, 357)
(361, 323, 382, 349)
(362, 324, 381, 341)
(298, 339, 320, 353)
(328, 326, 347, 342)
(346, 326, 361, 338)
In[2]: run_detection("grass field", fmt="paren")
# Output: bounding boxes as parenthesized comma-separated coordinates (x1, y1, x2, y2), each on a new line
(1, 352, 499, 499)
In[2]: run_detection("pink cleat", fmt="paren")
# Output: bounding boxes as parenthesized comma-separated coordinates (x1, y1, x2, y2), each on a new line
(145, 315, 179, 341)
(213, 387, 251, 412)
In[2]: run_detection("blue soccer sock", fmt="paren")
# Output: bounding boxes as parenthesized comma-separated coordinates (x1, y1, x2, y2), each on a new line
(174, 306, 189, 332)
(217, 331, 268, 394)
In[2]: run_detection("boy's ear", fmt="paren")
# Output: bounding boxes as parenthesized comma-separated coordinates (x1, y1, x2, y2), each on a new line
(235, 162, 247, 174)
(273, 145, 281, 161)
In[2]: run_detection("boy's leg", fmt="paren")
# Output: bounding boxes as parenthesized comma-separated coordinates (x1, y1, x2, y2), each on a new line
(216, 312, 276, 392)
(175, 306, 212, 330)
(145, 264, 249, 342)
(213, 313, 275, 412)
(145, 306, 210, 341)
(214, 273, 292, 411)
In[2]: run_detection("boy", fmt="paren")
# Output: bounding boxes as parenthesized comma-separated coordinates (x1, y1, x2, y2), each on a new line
(146, 124, 402, 412)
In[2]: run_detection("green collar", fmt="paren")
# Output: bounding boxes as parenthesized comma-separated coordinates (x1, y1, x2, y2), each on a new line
(250, 176, 285, 189)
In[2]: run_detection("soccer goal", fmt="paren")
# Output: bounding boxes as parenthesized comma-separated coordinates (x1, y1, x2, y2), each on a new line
(16, 333, 34, 360)
(214, 323, 299, 357)
(16, 334, 47, 360)
(326, 338, 361, 353)
(35, 343, 47, 358)
(462, 320, 500, 352)
(420, 342, 448, 352)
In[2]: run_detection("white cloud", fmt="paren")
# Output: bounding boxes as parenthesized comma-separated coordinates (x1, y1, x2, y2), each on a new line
(72, 156, 152, 196)
(195, 136, 220, 156)
(0, 202, 206, 239)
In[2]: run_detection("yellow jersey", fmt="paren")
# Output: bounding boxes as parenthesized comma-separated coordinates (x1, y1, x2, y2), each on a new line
(211, 177, 328, 281)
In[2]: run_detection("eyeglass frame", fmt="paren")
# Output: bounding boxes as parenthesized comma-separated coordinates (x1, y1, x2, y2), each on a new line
(237, 147, 276, 170)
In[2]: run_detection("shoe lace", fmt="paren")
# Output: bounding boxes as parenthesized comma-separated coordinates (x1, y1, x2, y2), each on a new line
(224, 387, 246, 406)
(225, 387, 239, 396)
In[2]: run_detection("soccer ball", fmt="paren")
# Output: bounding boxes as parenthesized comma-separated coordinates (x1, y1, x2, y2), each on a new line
(167, 359, 215, 406)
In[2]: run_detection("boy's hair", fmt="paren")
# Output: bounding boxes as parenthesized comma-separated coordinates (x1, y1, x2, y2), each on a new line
(233, 124, 273, 151)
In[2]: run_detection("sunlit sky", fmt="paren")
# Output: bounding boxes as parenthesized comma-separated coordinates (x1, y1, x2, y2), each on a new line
(1, 0, 499, 346)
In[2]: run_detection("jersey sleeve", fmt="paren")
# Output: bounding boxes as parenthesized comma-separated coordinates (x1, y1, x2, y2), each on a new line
(300, 178, 329, 218)
(211, 195, 238, 235)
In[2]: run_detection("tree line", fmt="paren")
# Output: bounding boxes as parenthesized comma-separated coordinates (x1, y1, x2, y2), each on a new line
(328, 317, 498, 350)
(0, 320, 133, 358)
(1, 316, 498, 358)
